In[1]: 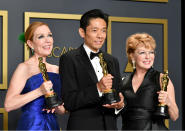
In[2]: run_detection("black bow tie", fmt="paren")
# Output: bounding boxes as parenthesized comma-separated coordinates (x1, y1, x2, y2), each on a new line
(90, 52, 101, 60)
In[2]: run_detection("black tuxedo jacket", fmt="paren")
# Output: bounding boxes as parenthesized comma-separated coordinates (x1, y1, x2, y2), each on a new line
(59, 44, 123, 130)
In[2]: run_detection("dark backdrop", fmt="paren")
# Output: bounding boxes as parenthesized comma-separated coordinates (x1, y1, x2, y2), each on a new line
(181, 0, 184, 130)
(0, 0, 182, 130)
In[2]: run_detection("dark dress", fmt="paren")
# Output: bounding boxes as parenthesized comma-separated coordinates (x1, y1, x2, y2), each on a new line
(121, 68, 168, 130)
(17, 72, 61, 130)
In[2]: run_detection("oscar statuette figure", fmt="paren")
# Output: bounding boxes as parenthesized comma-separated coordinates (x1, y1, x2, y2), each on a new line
(98, 53, 120, 104)
(154, 71, 169, 118)
(38, 57, 61, 109)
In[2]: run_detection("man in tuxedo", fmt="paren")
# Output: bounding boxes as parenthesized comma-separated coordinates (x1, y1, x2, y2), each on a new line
(59, 9, 124, 130)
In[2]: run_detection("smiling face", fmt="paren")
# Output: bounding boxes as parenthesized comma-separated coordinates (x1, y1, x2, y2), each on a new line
(27, 25, 53, 57)
(79, 18, 107, 52)
(132, 45, 155, 70)
(126, 33, 156, 71)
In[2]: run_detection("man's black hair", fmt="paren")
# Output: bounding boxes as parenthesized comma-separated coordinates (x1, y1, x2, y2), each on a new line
(80, 9, 109, 32)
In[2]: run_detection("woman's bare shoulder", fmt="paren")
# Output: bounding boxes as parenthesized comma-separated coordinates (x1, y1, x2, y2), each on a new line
(10, 62, 31, 82)
(16, 62, 29, 73)
(16, 60, 40, 79)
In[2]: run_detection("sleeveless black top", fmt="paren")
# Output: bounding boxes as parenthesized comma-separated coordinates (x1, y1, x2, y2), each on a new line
(121, 68, 168, 130)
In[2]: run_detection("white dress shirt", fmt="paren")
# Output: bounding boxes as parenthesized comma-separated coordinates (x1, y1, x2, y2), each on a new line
(83, 44, 103, 96)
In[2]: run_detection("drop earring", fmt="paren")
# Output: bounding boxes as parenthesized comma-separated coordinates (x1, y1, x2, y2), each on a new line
(31, 48, 34, 55)
(132, 60, 136, 69)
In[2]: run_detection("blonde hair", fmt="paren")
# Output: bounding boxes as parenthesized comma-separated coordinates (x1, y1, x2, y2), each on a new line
(126, 33, 156, 63)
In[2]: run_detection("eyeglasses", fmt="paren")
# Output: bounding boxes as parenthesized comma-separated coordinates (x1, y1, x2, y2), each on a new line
(136, 50, 155, 56)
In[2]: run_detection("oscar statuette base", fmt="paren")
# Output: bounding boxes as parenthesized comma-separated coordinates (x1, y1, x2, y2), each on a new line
(45, 94, 62, 109)
(154, 105, 169, 119)
(102, 89, 120, 105)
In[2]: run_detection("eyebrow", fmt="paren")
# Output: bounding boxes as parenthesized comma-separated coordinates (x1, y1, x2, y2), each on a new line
(34, 32, 52, 36)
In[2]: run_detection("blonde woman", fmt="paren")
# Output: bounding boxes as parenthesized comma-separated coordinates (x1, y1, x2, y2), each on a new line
(121, 33, 179, 130)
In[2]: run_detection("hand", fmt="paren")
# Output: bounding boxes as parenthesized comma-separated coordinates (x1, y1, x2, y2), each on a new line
(103, 92, 124, 109)
(42, 108, 55, 113)
(40, 80, 53, 95)
(97, 74, 113, 92)
(157, 90, 169, 105)
(55, 103, 67, 114)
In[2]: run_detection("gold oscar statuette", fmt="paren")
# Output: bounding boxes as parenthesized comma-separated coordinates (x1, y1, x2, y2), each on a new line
(98, 53, 120, 104)
(154, 70, 169, 118)
(38, 57, 61, 109)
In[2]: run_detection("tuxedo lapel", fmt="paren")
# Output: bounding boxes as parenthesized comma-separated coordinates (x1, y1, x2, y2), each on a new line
(77, 45, 98, 83)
